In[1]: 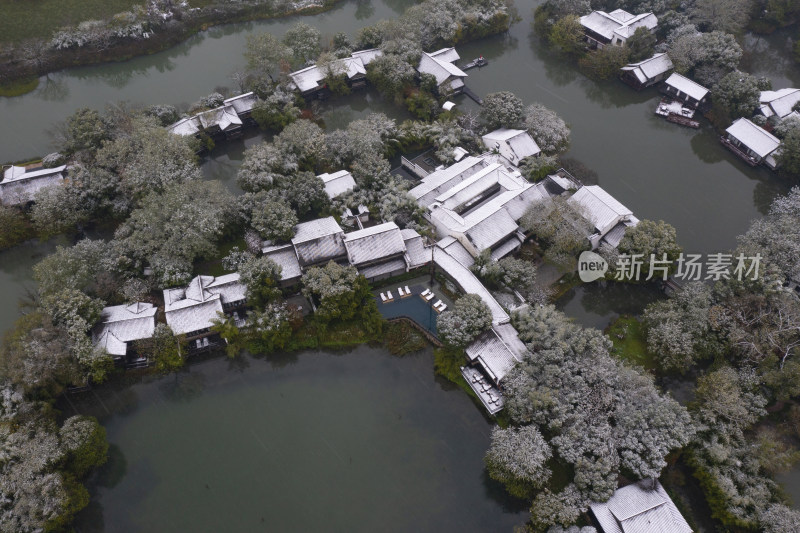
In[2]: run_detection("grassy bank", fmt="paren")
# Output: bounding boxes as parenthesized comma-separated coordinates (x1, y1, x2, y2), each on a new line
(605, 315, 656, 371)
(0, 1, 341, 90)
(0, 0, 139, 44)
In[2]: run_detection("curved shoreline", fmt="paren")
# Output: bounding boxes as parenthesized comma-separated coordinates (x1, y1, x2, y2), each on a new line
(0, 0, 342, 96)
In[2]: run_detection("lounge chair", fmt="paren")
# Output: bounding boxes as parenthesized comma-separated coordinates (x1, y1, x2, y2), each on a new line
(424, 292, 435, 301)
(421, 288, 431, 297)
(437, 304, 447, 312)
(386, 290, 393, 300)
(404, 285, 411, 296)
(397, 286, 405, 297)
(380, 292, 387, 302)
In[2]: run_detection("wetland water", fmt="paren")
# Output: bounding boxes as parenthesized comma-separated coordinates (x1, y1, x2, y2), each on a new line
(65, 347, 528, 532)
(2, 0, 800, 522)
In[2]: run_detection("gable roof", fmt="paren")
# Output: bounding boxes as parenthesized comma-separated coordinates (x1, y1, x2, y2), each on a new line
(482, 129, 541, 163)
(569, 185, 633, 234)
(291, 217, 347, 266)
(621, 53, 673, 83)
(91, 302, 157, 357)
(2, 164, 67, 184)
(409, 156, 489, 206)
(590, 479, 692, 533)
(343, 222, 407, 265)
(289, 49, 383, 93)
(262, 243, 303, 281)
(726, 118, 781, 158)
(465, 325, 525, 383)
(317, 170, 356, 199)
(664, 73, 709, 101)
(580, 10, 657, 41)
(759, 88, 800, 118)
(418, 48, 468, 85)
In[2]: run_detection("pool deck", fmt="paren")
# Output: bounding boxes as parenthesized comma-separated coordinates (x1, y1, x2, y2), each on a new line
(373, 276, 454, 337)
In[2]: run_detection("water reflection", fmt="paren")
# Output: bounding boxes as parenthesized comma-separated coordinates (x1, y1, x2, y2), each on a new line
(65, 348, 530, 532)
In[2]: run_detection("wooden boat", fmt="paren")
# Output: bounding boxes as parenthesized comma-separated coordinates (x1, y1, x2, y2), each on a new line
(462, 56, 488, 70)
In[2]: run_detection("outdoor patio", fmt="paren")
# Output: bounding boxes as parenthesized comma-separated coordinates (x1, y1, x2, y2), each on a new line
(373, 275, 455, 337)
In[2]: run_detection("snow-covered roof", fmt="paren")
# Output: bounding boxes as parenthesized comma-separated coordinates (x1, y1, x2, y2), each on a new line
(580, 10, 658, 42)
(263, 243, 303, 281)
(198, 106, 242, 132)
(664, 73, 709, 101)
(291, 217, 346, 266)
(163, 274, 246, 335)
(437, 236, 475, 268)
(167, 116, 202, 136)
(410, 156, 489, 206)
(401, 228, 429, 268)
(759, 88, 800, 118)
(343, 222, 407, 265)
(358, 257, 407, 279)
(289, 49, 382, 93)
(2, 164, 67, 184)
(482, 129, 541, 163)
(434, 243, 509, 325)
(621, 53, 673, 83)
(465, 323, 527, 383)
(0, 164, 68, 205)
(466, 209, 519, 251)
(418, 47, 468, 86)
(223, 92, 258, 115)
(91, 302, 157, 357)
(590, 479, 692, 533)
(726, 118, 781, 158)
(569, 185, 634, 235)
(317, 170, 356, 199)
(292, 216, 344, 243)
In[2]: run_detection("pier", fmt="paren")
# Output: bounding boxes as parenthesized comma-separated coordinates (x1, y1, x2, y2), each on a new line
(462, 86, 483, 105)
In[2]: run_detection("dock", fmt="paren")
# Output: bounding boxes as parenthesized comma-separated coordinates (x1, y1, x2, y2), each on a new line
(462, 57, 488, 70)
(462, 86, 483, 105)
(655, 98, 700, 129)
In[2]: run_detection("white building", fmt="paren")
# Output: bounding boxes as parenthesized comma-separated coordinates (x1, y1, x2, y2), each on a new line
(411, 156, 547, 260)
(167, 92, 258, 139)
(417, 48, 468, 94)
(482, 128, 541, 165)
(343, 222, 410, 281)
(0, 164, 67, 206)
(620, 53, 674, 89)
(759, 88, 800, 119)
(723, 117, 782, 169)
(290, 216, 348, 267)
(590, 479, 692, 533)
(92, 302, 157, 362)
(163, 274, 247, 338)
(663, 73, 710, 109)
(288, 49, 382, 96)
(317, 170, 356, 199)
(580, 9, 658, 48)
(568, 185, 639, 249)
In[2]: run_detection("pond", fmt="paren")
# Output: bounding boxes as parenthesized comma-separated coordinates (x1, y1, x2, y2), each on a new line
(64, 346, 529, 532)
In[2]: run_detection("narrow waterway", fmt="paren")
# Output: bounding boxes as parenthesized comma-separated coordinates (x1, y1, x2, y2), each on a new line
(2, 0, 800, 520)
(64, 346, 529, 532)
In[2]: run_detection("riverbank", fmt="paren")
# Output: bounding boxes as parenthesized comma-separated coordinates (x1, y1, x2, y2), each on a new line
(0, 0, 342, 94)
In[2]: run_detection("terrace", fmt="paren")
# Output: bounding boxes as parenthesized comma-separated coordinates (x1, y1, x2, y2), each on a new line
(373, 276, 455, 338)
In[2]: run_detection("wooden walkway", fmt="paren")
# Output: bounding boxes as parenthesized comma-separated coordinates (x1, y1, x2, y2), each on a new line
(462, 86, 483, 105)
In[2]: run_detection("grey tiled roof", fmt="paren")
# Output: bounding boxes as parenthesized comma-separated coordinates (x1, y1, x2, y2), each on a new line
(590, 479, 692, 533)
(343, 222, 406, 266)
(91, 302, 157, 357)
(292, 217, 347, 266)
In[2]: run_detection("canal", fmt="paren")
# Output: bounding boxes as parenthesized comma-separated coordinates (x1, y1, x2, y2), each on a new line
(64, 346, 528, 532)
(2, 0, 800, 524)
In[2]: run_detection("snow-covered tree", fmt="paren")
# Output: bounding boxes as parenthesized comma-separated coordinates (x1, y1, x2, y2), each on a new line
(436, 294, 493, 348)
(524, 103, 571, 154)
